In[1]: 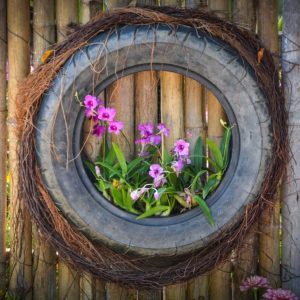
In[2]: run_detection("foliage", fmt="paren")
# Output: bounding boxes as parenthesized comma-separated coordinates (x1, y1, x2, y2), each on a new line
(82, 94, 232, 224)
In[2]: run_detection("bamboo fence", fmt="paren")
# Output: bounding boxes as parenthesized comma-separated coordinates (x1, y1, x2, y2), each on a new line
(0, 0, 298, 299)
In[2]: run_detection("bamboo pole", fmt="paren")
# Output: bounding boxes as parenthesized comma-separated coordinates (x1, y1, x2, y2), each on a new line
(257, 0, 280, 289)
(105, 0, 137, 298)
(207, 1, 232, 299)
(7, 0, 32, 299)
(230, 1, 258, 299)
(56, 1, 81, 299)
(232, 0, 256, 31)
(0, 0, 7, 298)
(160, 0, 187, 297)
(282, 0, 300, 295)
(184, 1, 208, 297)
(32, 2, 57, 299)
(135, 71, 162, 300)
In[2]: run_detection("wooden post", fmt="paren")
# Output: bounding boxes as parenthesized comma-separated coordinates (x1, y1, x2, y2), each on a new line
(185, 0, 208, 297)
(7, 0, 32, 299)
(0, 0, 7, 298)
(207, 1, 232, 299)
(56, 1, 81, 299)
(32, 1, 57, 299)
(257, 0, 281, 289)
(160, 3, 187, 300)
(282, 0, 300, 295)
(232, 0, 256, 31)
(105, 1, 137, 299)
(231, 1, 258, 299)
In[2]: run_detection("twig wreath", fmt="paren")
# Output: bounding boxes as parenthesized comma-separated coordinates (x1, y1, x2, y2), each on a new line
(17, 6, 288, 288)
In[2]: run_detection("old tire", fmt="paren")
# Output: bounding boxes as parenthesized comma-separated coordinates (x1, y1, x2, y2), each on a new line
(36, 24, 271, 258)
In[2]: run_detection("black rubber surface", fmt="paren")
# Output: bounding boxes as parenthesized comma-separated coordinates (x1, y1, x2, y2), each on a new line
(36, 24, 272, 257)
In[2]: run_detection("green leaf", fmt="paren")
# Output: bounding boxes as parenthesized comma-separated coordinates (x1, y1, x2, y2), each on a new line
(98, 180, 110, 199)
(84, 160, 97, 177)
(162, 147, 172, 164)
(136, 205, 169, 220)
(104, 146, 116, 165)
(111, 187, 123, 207)
(193, 136, 203, 170)
(174, 194, 190, 208)
(97, 161, 123, 179)
(203, 174, 219, 199)
(194, 195, 214, 225)
(127, 157, 144, 173)
(191, 170, 207, 193)
(220, 127, 231, 171)
(207, 139, 224, 169)
(112, 142, 127, 176)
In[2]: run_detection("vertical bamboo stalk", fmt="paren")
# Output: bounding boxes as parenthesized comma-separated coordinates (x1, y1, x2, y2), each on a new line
(0, 0, 7, 298)
(56, 1, 81, 299)
(232, 0, 256, 31)
(7, 0, 32, 299)
(32, 1, 57, 299)
(231, 1, 258, 299)
(185, 0, 208, 296)
(282, 0, 300, 294)
(105, 1, 137, 299)
(207, 1, 232, 299)
(160, 0, 186, 298)
(135, 71, 162, 300)
(257, 0, 280, 289)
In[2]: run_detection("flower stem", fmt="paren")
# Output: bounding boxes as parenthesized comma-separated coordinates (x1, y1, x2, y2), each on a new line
(253, 288, 258, 300)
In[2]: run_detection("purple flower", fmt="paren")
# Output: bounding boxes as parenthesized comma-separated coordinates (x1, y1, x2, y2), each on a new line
(171, 159, 184, 176)
(138, 151, 150, 157)
(84, 95, 98, 110)
(92, 124, 106, 138)
(185, 194, 192, 205)
(240, 276, 271, 292)
(135, 137, 150, 145)
(174, 139, 190, 157)
(154, 191, 160, 200)
(95, 166, 101, 177)
(149, 164, 163, 179)
(98, 107, 116, 122)
(85, 108, 96, 119)
(130, 190, 141, 201)
(157, 123, 170, 137)
(153, 175, 167, 188)
(263, 288, 298, 300)
(138, 123, 154, 137)
(108, 121, 123, 135)
(149, 135, 161, 145)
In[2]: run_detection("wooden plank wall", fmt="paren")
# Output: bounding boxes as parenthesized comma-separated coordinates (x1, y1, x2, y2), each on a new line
(0, 0, 291, 299)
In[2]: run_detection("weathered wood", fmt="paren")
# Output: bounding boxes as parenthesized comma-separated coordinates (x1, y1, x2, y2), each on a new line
(282, 0, 300, 295)
(56, 0, 78, 42)
(160, 73, 186, 300)
(81, 273, 93, 300)
(134, 70, 161, 300)
(257, 0, 280, 289)
(0, 0, 7, 298)
(207, 1, 232, 299)
(231, 1, 258, 298)
(58, 263, 80, 300)
(160, 0, 181, 6)
(106, 282, 137, 300)
(232, 0, 256, 31)
(7, 0, 32, 298)
(32, 2, 57, 299)
(187, 275, 209, 300)
(94, 279, 106, 300)
(90, 0, 103, 17)
(56, 1, 81, 299)
(108, 75, 135, 160)
(106, 0, 132, 9)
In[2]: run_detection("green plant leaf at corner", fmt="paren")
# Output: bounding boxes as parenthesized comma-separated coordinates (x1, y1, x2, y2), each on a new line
(220, 126, 231, 171)
(136, 205, 169, 220)
(112, 142, 127, 176)
(206, 138, 223, 170)
(193, 195, 215, 226)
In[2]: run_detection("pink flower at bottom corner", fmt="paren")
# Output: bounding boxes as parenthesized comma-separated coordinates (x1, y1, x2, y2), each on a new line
(263, 288, 298, 300)
(240, 276, 271, 292)
(108, 121, 123, 135)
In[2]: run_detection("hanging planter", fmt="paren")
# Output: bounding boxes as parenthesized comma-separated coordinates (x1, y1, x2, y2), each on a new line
(18, 7, 288, 288)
